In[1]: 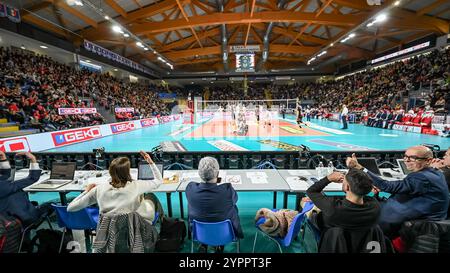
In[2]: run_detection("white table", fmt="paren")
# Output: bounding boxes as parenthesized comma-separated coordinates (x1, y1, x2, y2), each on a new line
(278, 168, 406, 210)
(22, 168, 180, 217)
(167, 169, 290, 218)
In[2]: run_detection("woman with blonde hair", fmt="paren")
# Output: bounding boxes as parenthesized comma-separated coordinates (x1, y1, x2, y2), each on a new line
(68, 151, 162, 224)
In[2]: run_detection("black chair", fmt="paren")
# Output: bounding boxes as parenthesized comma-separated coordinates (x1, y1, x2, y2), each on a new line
(273, 155, 286, 169)
(399, 219, 450, 253)
(318, 225, 394, 253)
(182, 155, 194, 168)
(228, 155, 240, 169)
(18, 213, 54, 253)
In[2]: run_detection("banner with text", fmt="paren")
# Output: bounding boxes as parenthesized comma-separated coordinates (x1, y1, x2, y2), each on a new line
(58, 108, 97, 115)
(115, 107, 135, 113)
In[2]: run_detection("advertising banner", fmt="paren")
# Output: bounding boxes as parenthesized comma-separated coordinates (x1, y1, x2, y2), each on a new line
(58, 108, 97, 115)
(114, 107, 135, 113)
(0, 115, 181, 152)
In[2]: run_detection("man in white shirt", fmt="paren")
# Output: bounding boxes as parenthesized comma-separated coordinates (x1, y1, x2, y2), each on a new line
(341, 104, 349, 129)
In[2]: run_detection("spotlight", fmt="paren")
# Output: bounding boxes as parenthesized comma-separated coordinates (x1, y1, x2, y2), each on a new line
(375, 14, 387, 23)
(112, 26, 122, 33)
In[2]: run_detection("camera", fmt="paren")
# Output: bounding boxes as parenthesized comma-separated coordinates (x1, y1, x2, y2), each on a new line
(93, 147, 105, 158)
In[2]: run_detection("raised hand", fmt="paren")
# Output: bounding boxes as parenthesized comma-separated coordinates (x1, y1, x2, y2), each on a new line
(15, 152, 37, 163)
(327, 171, 345, 183)
(139, 150, 154, 164)
(346, 153, 363, 170)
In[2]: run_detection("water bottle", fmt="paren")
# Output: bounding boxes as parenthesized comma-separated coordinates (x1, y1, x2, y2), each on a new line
(317, 161, 324, 178)
(328, 161, 334, 175)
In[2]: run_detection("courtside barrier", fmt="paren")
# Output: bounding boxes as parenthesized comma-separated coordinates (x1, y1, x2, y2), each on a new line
(0, 115, 181, 152)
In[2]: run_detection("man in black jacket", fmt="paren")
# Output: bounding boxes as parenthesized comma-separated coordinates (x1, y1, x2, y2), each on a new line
(306, 168, 380, 231)
(0, 151, 52, 226)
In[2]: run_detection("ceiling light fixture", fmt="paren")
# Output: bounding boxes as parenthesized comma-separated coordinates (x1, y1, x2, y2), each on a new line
(40, 45, 48, 49)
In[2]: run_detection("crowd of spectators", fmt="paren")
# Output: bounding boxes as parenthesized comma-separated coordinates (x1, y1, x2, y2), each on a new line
(0, 47, 171, 131)
(1, 45, 449, 135)
(205, 47, 450, 119)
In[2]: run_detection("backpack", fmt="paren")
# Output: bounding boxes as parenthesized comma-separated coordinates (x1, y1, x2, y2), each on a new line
(0, 214, 22, 253)
(28, 229, 74, 253)
(155, 217, 186, 252)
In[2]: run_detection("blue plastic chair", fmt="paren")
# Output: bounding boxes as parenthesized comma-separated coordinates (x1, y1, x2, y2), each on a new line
(152, 212, 159, 226)
(51, 204, 99, 253)
(252, 201, 314, 253)
(191, 219, 240, 253)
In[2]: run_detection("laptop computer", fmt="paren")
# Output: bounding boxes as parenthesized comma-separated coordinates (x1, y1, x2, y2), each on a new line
(30, 162, 76, 189)
(138, 162, 164, 180)
(357, 157, 381, 175)
(396, 159, 412, 176)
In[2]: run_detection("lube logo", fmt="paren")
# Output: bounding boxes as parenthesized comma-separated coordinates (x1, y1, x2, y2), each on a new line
(66, 241, 81, 253)
(366, 241, 381, 253)
(367, 0, 381, 5)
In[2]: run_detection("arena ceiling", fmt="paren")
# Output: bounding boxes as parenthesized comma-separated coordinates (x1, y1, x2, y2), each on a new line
(11, 0, 450, 75)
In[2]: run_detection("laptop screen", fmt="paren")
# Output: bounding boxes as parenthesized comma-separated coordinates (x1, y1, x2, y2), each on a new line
(397, 159, 412, 175)
(357, 158, 381, 175)
(50, 162, 76, 180)
(138, 162, 163, 180)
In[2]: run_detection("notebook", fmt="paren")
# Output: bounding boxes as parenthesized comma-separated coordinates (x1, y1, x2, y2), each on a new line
(357, 157, 381, 175)
(138, 162, 164, 180)
(29, 162, 76, 189)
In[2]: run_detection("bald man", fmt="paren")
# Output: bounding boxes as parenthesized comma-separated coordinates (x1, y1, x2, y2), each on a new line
(347, 146, 449, 238)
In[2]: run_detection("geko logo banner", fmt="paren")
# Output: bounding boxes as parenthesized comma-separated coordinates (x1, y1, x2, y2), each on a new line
(0, 137, 31, 152)
(52, 127, 102, 147)
(140, 118, 158, 127)
(160, 116, 174, 123)
(110, 122, 135, 134)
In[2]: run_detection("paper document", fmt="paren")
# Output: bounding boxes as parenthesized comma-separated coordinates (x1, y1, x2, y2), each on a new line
(246, 172, 267, 178)
(288, 170, 304, 176)
(182, 172, 200, 179)
(250, 176, 268, 184)
(225, 175, 242, 184)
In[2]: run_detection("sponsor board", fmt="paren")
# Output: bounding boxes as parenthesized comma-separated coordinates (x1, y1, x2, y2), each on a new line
(114, 107, 134, 113)
(392, 124, 422, 133)
(110, 121, 135, 134)
(0, 137, 30, 152)
(432, 124, 450, 131)
(169, 125, 192, 137)
(140, 118, 159, 127)
(309, 139, 373, 151)
(379, 134, 398, 137)
(160, 141, 187, 152)
(280, 126, 305, 135)
(258, 140, 301, 151)
(52, 127, 102, 147)
(58, 108, 97, 115)
(307, 124, 352, 135)
(160, 116, 174, 123)
(207, 140, 248, 151)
